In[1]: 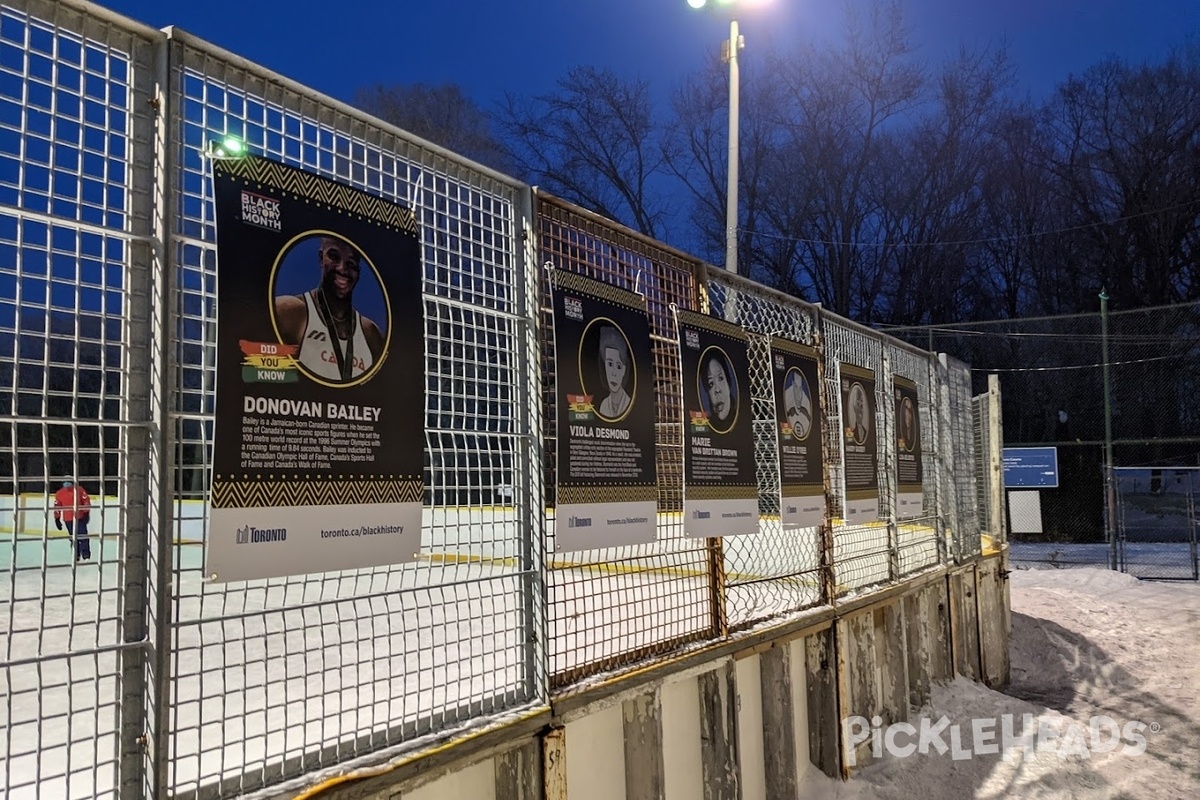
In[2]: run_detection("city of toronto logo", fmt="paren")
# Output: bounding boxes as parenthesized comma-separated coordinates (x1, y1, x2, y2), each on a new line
(842, 714, 1153, 765)
(236, 525, 288, 544)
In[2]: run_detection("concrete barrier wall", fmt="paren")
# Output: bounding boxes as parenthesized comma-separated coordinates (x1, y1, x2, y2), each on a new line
(300, 550, 1010, 800)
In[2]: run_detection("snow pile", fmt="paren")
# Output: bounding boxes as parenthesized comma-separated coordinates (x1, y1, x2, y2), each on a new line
(797, 568, 1200, 799)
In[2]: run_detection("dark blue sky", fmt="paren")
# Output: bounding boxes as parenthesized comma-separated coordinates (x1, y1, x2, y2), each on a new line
(103, 0, 1198, 109)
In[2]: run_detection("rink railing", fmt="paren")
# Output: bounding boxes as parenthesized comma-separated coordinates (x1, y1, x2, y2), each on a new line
(0, 2, 998, 799)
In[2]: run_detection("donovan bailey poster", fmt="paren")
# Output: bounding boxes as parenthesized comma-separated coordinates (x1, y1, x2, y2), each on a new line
(207, 155, 424, 581)
(549, 269, 657, 552)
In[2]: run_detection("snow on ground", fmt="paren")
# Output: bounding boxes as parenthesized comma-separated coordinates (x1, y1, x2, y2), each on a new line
(797, 567, 1200, 799)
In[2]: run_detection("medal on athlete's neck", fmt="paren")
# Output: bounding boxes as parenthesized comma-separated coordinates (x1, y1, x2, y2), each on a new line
(315, 286, 356, 382)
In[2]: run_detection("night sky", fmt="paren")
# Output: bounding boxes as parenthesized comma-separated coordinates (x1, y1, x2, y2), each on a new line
(102, 0, 1199, 108)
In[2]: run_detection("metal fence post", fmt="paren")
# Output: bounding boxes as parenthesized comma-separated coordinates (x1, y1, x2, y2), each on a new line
(881, 350, 899, 583)
(145, 32, 177, 799)
(814, 313, 838, 606)
(514, 186, 547, 701)
(929, 354, 948, 566)
(987, 374, 1005, 544)
(117, 24, 171, 800)
(1100, 289, 1118, 571)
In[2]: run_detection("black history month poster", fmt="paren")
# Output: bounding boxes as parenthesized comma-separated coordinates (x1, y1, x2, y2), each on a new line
(676, 309, 758, 538)
(771, 338, 824, 530)
(839, 362, 879, 524)
(206, 155, 424, 582)
(894, 376, 924, 518)
(550, 269, 657, 552)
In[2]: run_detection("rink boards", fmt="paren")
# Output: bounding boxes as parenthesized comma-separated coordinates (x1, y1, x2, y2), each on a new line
(0, 493, 940, 583)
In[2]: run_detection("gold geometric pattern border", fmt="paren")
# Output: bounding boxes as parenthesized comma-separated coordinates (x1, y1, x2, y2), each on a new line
(549, 268, 647, 313)
(840, 362, 875, 381)
(846, 488, 880, 501)
(675, 308, 748, 343)
(557, 485, 657, 505)
(211, 478, 422, 509)
(893, 375, 918, 392)
(686, 484, 756, 501)
(213, 155, 418, 236)
(781, 484, 824, 497)
(771, 337, 820, 360)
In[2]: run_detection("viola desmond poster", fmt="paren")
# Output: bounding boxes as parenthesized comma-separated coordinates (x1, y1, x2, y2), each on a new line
(550, 269, 658, 552)
(207, 154, 424, 582)
(676, 309, 758, 538)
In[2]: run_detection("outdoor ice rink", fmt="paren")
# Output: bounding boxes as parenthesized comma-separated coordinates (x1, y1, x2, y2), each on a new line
(1, 504, 939, 799)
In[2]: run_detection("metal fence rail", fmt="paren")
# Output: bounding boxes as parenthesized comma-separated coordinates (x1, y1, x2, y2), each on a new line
(0, 1, 999, 798)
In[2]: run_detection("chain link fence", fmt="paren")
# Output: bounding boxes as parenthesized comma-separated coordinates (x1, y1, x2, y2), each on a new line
(889, 300, 1200, 573)
(1, 1, 1002, 798)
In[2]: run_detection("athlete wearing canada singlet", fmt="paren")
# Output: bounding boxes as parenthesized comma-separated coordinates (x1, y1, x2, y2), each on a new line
(275, 235, 386, 383)
(297, 291, 374, 381)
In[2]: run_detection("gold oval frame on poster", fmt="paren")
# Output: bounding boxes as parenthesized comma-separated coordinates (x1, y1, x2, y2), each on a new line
(268, 228, 393, 389)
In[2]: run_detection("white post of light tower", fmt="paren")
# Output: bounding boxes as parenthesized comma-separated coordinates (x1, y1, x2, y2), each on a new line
(689, 0, 754, 276)
(724, 19, 742, 275)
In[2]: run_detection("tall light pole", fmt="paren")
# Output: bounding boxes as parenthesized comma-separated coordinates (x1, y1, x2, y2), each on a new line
(688, 0, 754, 275)
(723, 18, 742, 275)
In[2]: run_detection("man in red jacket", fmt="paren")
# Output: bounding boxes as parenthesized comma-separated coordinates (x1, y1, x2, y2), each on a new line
(53, 477, 92, 562)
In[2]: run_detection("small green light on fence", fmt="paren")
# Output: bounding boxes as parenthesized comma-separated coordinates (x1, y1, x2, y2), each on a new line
(208, 136, 247, 158)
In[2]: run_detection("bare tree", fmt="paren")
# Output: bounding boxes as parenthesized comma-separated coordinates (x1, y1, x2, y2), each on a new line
(354, 83, 510, 171)
(1041, 47, 1200, 308)
(664, 52, 788, 281)
(496, 66, 672, 238)
(880, 44, 1018, 325)
(755, 0, 925, 320)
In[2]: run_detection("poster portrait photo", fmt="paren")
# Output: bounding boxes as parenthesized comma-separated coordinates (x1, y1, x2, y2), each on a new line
(272, 232, 391, 386)
(771, 338, 825, 531)
(580, 320, 636, 423)
(846, 382, 871, 444)
(784, 367, 814, 440)
(899, 395, 918, 452)
(676, 309, 757, 539)
(698, 346, 739, 434)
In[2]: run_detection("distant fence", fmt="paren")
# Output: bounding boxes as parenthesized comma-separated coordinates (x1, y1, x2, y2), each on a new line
(887, 299, 1200, 551)
(0, 1, 1002, 799)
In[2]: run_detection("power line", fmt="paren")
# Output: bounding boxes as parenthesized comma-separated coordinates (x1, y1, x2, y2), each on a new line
(880, 299, 1200, 333)
(741, 197, 1200, 249)
(972, 353, 1187, 373)
(909, 328, 1200, 344)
